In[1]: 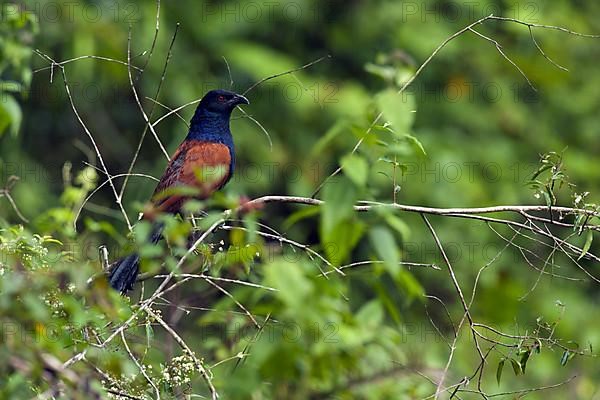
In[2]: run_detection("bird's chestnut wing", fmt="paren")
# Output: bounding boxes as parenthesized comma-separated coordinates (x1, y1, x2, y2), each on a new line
(151, 140, 232, 207)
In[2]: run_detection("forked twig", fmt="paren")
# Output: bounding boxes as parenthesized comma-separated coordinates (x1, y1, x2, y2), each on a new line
(242, 54, 331, 95)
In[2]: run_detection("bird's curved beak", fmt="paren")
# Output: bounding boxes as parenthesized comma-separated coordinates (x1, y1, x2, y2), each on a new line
(232, 94, 250, 106)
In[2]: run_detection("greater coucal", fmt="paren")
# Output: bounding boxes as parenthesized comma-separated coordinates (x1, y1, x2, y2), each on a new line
(108, 89, 249, 293)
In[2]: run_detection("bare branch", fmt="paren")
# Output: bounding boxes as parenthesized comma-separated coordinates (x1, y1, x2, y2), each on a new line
(120, 22, 181, 198)
(242, 54, 331, 95)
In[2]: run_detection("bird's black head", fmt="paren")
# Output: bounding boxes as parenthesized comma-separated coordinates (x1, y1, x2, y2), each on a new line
(198, 89, 249, 114)
(188, 89, 249, 141)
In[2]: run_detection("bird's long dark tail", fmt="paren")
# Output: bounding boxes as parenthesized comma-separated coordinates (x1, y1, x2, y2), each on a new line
(108, 222, 163, 293)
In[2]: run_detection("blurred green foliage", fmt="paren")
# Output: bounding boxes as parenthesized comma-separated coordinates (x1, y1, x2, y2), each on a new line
(1, 0, 600, 398)
(0, 2, 37, 137)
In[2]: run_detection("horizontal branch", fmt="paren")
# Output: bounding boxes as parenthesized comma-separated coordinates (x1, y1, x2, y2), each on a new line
(241, 195, 599, 218)
(233, 195, 600, 274)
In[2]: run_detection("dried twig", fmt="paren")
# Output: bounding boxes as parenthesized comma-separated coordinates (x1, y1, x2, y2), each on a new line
(0, 176, 29, 223)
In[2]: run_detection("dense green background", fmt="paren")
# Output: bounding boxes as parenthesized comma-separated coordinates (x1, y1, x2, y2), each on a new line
(1, 0, 600, 398)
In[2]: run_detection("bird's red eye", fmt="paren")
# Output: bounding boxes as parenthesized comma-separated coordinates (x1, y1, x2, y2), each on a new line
(217, 95, 226, 102)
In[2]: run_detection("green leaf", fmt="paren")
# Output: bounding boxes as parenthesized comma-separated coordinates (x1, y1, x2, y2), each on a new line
(0, 94, 22, 137)
(395, 268, 424, 298)
(365, 63, 397, 81)
(242, 212, 259, 244)
(323, 221, 365, 265)
(519, 350, 531, 373)
(542, 189, 553, 207)
(197, 212, 225, 230)
(376, 88, 415, 134)
(403, 134, 427, 157)
(283, 206, 320, 230)
(341, 154, 368, 186)
(355, 300, 384, 329)
(84, 219, 120, 239)
(373, 207, 411, 240)
(496, 359, 505, 385)
(321, 177, 357, 236)
(311, 120, 348, 156)
(510, 358, 521, 376)
(145, 323, 154, 345)
(560, 350, 573, 366)
(531, 164, 553, 181)
(133, 221, 152, 243)
(139, 244, 163, 258)
(264, 260, 312, 308)
(573, 213, 585, 233)
(578, 230, 593, 261)
(320, 173, 365, 266)
(560, 351, 569, 366)
(369, 225, 400, 275)
(383, 213, 411, 240)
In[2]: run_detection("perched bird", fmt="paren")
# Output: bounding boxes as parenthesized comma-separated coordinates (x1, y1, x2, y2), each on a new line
(108, 89, 249, 293)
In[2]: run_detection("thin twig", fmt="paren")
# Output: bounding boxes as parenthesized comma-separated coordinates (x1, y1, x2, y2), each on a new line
(125, 27, 170, 162)
(310, 14, 600, 198)
(242, 55, 331, 95)
(421, 214, 484, 398)
(468, 27, 536, 90)
(120, 330, 160, 399)
(0, 176, 29, 222)
(528, 26, 569, 72)
(133, 0, 161, 82)
(145, 308, 218, 399)
(120, 22, 180, 198)
(35, 50, 133, 231)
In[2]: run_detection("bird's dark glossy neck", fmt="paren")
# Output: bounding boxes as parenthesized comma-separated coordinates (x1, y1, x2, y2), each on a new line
(187, 108, 234, 145)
